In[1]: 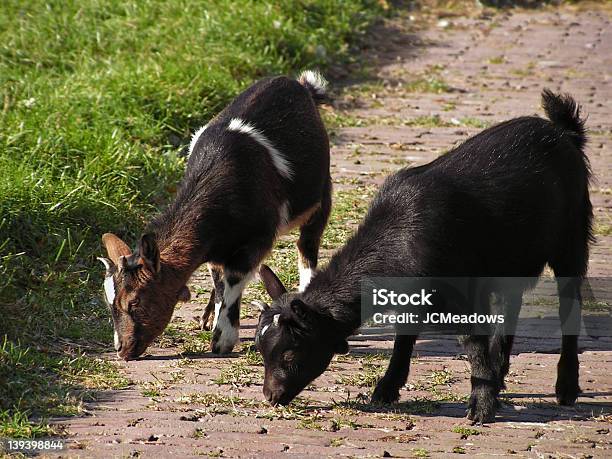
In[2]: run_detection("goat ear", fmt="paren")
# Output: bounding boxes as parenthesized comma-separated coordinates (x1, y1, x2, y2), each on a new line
(334, 339, 349, 355)
(102, 233, 132, 266)
(139, 233, 160, 273)
(282, 298, 314, 329)
(177, 285, 191, 302)
(97, 257, 114, 276)
(290, 299, 309, 320)
(259, 264, 287, 300)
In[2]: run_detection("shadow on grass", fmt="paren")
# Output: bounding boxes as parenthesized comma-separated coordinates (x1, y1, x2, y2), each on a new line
(0, 338, 129, 438)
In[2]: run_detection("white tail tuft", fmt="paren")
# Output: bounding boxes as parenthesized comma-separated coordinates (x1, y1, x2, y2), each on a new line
(298, 70, 328, 101)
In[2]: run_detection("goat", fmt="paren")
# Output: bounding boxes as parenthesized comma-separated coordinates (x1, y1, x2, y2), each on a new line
(255, 90, 592, 424)
(98, 70, 331, 359)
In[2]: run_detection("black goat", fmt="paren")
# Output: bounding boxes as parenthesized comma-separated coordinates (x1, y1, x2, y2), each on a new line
(99, 71, 331, 359)
(255, 90, 592, 423)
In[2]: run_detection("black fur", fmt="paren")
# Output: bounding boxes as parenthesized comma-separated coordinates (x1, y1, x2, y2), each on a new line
(256, 90, 592, 421)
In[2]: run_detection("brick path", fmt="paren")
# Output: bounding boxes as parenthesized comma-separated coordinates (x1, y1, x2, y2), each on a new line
(54, 5, 611, 458)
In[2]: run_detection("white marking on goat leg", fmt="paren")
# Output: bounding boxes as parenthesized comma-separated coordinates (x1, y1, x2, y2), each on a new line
(188, 123, 209, 156)
(212, 272, 254, 352)
(298, 256, 313, 292)
(214, 307, 239, 353)
(227, 118, 293, 180)
(103, 275, 116, 304)
(113, 330, 120, 351)
(212, 301, 222, 331)
(222, 273, 252, 307)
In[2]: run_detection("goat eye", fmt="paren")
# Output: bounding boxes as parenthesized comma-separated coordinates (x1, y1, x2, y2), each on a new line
(283, 351, 295, 363)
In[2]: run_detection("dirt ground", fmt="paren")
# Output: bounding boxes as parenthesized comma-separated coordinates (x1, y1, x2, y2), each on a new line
(52, 4, 611, 458)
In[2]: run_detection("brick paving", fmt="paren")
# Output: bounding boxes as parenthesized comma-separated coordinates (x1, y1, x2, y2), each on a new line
(53, 4, 611, 458)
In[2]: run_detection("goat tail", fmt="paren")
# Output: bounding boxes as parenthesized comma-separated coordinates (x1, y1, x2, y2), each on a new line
(298, 70, 329, 105)
(542, 88, 587, 150)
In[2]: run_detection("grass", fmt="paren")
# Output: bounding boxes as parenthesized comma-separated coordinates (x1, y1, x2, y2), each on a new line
(213, 358, 264, 387)
(403, 77, 450, 94)
(329, 437, 346, 447)
(0, 0, 385, 436)
(298, 416, 324, 430)
(452, 425, 481, 437)
(594, 213, 611, 237)
(240, 183, 376, 306)
(335, 362, 384, 388)
(488, 55, 506, 65)
(0, 337, 129, 436)
(174, 392, 265, 410)
(324, 110, 491, 129)
(0, 410, 57, 439)
(342, 70, 451, 99)
(156, 321, 212, 355)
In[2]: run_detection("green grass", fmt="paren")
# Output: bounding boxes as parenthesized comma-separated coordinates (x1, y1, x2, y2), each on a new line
(488, 55, 506, 65)
(0, 0, 385, 436)
(174, 392, 266, 410)
(403, 77, 450, 94)
(0, 337, 129, 436)
(452, 426, 481, 437)
(156, 321, 212, 355)
(213, 359, 263, 387)
(241, 184, 376, 306)
(335, 359, 385, 388)
(324, 111, 491, 129)
(0, 410, 57, 439)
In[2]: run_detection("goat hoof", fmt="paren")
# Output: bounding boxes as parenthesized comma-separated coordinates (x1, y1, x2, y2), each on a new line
(466, 387, 497, 424)
(371, 380, 400, 404)
(210, 328, 238, 355)
(211, 341, 232, 354)
(555, 382, 581, 406)
(201, 316, 214, 331)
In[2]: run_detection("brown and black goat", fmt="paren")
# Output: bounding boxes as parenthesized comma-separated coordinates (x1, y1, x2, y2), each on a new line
(98, 71, 331, 359)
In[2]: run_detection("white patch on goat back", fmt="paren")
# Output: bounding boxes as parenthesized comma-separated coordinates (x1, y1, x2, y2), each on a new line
(298, 70, 328, 94)
(227, 118, 293, 180)
(113, 330, 120, 350)
(103, 275, 116, 304)
(188, 123, 209, 156)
